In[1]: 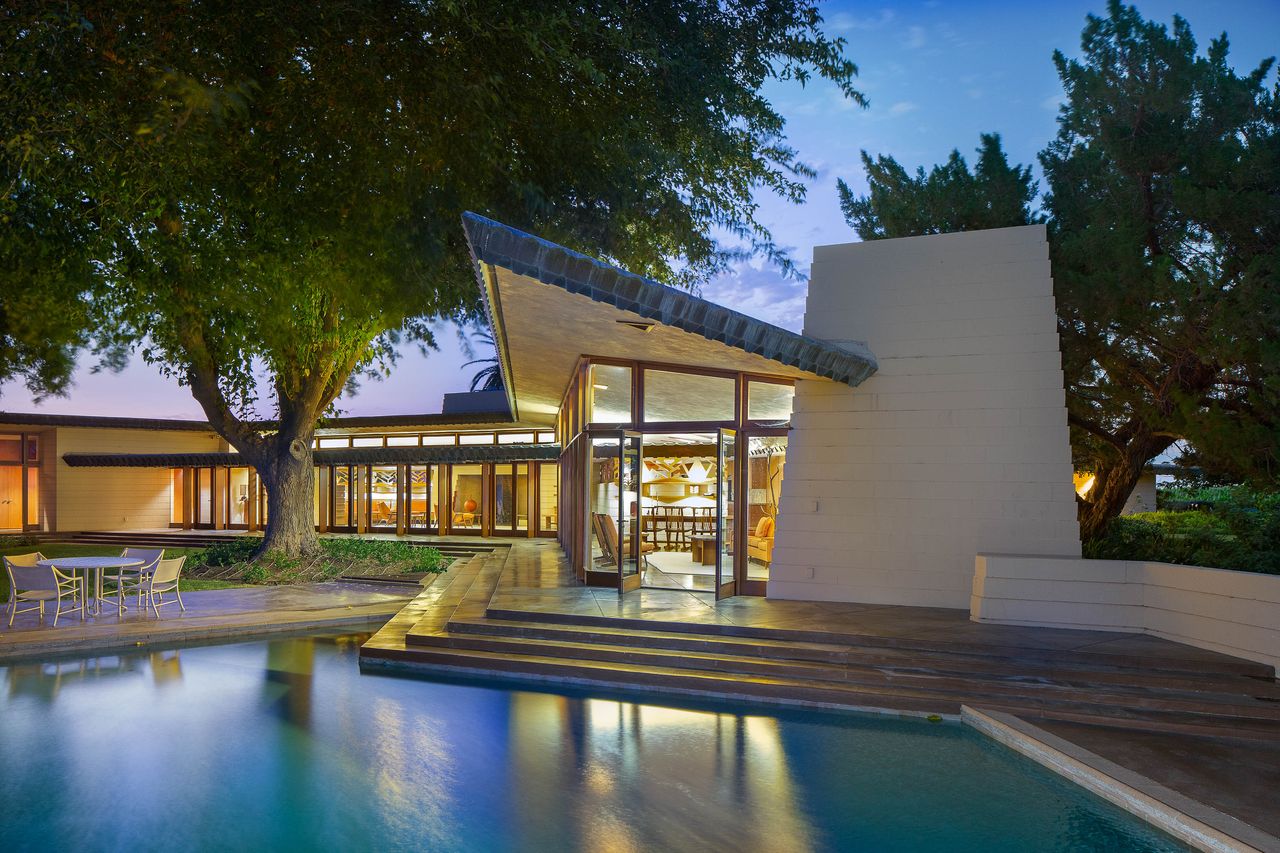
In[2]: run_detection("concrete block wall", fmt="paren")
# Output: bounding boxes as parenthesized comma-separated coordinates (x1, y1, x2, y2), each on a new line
(55, 427, 223, 531)
(768, 225, 1081, 608)
(973, 554, 1280, 672)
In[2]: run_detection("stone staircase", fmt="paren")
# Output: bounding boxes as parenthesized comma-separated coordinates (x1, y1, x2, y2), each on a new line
(360, 549, 1280, 741)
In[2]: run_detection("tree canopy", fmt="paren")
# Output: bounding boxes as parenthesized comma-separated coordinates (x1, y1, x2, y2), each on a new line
(839, 2, 1280, 539)
(838, 133, 1037, 239)
(2, 0, 863, 554)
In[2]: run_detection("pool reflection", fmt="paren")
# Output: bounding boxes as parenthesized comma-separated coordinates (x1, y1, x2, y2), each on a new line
(0, 632, 1182, 852)
(502, 693, 813, 852)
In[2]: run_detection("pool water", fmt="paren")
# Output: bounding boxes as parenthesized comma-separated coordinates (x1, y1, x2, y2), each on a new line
(0, 632, 1184, 852)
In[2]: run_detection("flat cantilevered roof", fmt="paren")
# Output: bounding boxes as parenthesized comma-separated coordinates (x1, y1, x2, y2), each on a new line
(61, 443, 559, 468)
(462, 213, 877, 425)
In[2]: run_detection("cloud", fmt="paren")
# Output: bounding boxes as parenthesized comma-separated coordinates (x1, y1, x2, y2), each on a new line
(888, 101, 918, 116)
(700, 262, 811, 333)
(903, 25, 927, 50)
(827, 9, 895, 32)
(1041, 93, 1064, 111)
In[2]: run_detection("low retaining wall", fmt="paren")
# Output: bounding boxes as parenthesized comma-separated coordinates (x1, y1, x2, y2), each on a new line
(971, 554, 1280, 672)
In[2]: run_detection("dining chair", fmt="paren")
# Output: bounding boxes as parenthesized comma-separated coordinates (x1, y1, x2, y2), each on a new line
(121, 556, 187, 618)
(5, 555, 84, 627)
(102, 547, 164, 615)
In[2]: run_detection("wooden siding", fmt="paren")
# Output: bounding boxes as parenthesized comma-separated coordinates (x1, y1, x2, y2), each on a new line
(54, 427, 223, 531)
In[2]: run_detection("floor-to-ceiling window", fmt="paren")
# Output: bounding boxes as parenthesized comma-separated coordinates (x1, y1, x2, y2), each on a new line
(369, 466, 399, 530)
(492, 463, 531, 534)
(450, 464, 484, 532)
(331, 466, 354, 531)
(228, 467, 251, 527)
(194, 467, 215, 528)
(536, 462, 558, 536)
(746, 435, 787, 584)
(569, 360, 795, 596)
(406, 465, 435, 532)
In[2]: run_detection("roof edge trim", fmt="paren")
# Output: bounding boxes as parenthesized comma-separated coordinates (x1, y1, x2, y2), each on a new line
(460, 212, 877, 387)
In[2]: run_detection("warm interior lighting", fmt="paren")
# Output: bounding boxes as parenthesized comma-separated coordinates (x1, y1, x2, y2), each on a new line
(686, 460, 708, 483)
(616, 319, 656, 332)
(1074, 473, 1096, 498)
(593, 384, 608, 390)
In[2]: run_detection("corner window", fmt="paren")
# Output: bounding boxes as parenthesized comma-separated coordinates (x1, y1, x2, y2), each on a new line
(587, 363, 632, 424)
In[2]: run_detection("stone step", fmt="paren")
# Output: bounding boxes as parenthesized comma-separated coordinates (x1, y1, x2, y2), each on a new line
(361, 642, 1280, 740)
(483, 606, 1275, 680)
(439, 617, 1280, 699)
(407, 627, 1280, 722)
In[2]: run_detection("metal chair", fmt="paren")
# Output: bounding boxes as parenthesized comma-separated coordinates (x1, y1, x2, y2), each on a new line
(102, 547, 164, 615)
(5, 554, 84, 627)
(120, 556, 187, 618)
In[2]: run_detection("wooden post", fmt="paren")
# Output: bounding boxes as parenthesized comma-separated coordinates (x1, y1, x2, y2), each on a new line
(183, 468, 196, 529)
(355, 466, 368, 534)
(395, 465, 406, 536)
(247, 469, 258, 532)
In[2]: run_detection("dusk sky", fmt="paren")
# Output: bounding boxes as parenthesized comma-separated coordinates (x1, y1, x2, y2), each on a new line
(3, 0, 1277, 420)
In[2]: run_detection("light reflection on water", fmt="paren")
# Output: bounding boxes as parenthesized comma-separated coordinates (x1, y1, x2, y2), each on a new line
(0, 632, 1184, 852)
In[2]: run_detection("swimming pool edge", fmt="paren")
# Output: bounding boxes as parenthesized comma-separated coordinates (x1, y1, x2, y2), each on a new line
(961, 706, 1275, 853)
(359, 653, 964, 724)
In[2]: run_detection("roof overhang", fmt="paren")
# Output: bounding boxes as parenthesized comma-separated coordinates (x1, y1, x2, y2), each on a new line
(461, 213, 877, 425)
(0, 410, 514, 433)
(62, 443, 560, 468)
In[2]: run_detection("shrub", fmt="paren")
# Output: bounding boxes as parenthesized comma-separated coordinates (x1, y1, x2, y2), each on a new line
(1085, 506, 1280, 574)
(318, 538, 446, 574)
(185, 536, 447, 584)
(191, 538, 262, 568)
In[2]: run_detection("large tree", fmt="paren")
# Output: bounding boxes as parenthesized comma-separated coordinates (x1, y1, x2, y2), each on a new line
(841, 2, 1280, 540)
(838, 133, 1037, 239)
(3, 1, 863, 556)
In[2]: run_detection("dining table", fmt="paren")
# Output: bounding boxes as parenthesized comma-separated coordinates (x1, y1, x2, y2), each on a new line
(37, 556, 145, 617)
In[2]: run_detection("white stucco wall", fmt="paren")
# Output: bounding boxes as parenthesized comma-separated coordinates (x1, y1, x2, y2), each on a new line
(768, 225, 1081, 608)
(972, 554, 1280, 672)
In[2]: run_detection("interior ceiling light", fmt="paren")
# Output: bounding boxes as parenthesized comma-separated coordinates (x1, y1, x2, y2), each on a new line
(616, 320, 656, 333)
(593, 384, 608, 390)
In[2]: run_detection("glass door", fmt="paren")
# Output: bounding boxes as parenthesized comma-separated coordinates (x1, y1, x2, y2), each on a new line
(619, 432, 642, 593)
(715, 428, 738, 599)
(585, 431, 641, 592)
(369, 466, 399, 530)
(406, 465, 434, 532)
(331, 466, 355, 531)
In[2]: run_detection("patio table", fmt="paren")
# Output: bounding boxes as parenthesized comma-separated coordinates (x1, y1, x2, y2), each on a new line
(37, 557, 144, 618)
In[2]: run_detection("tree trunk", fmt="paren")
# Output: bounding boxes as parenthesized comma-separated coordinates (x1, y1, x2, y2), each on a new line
(1078, 432, 1173, 541)
(257, 437, 320, 557)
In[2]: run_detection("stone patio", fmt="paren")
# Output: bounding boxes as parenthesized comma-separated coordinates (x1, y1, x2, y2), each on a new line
(0, 581, 416, 663)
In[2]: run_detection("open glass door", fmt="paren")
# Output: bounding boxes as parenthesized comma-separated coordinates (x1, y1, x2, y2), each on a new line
(715, 428, 738, 599)
(585, 432, 641, 592)
(618, 432, 642, 593)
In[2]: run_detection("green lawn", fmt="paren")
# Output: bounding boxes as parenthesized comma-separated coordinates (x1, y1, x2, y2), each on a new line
(0, 542, 244, 603)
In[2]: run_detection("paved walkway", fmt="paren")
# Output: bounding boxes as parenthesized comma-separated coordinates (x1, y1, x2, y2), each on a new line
(0, 581, 417, 662)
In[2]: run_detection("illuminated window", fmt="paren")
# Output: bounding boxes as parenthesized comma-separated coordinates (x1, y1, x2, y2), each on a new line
(588, 364, 632, 423)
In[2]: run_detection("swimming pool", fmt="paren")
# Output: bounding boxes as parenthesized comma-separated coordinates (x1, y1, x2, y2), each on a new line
(0, 632, 1183, 852)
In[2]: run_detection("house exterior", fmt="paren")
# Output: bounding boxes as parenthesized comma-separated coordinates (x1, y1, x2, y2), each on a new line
(3, 215, 1078, 607)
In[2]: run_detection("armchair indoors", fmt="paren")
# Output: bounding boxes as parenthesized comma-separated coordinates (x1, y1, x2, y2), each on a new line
(748, 516, 775, 566)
